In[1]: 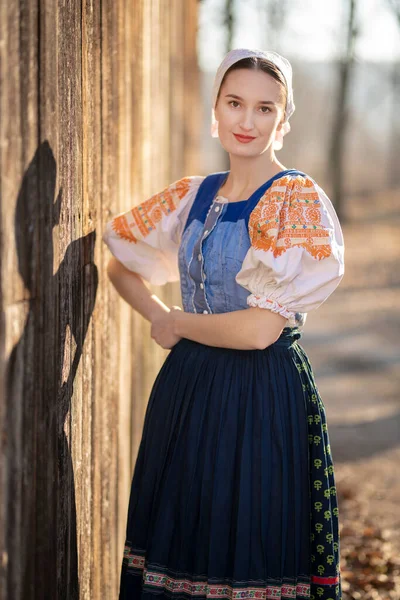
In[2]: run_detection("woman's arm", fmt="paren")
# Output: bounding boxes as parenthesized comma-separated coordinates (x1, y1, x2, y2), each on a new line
(106, 257, 286, 350)
(106, 257, 171, 322)
(171, 307, 287, 350)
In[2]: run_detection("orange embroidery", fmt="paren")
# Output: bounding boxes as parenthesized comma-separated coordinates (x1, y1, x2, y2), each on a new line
(249, 175, 332, 260)
(112, 214, 139, 243)
(111, 177, 192, 244)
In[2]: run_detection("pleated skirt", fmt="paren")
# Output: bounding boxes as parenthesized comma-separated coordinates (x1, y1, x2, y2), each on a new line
(119, 327, 342, 600)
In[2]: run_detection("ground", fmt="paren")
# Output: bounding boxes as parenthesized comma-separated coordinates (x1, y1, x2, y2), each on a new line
(299, 187, 400, 599)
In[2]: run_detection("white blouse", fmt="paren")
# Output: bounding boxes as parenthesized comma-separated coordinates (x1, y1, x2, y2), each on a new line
(102, 176, 205, 285)
(235, 173, 345, 325)
(102, 172, 345, 324)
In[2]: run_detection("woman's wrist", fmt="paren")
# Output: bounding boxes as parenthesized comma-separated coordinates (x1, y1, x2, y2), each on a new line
(171, 307, 186, 337)
(148, 295, 171, 323)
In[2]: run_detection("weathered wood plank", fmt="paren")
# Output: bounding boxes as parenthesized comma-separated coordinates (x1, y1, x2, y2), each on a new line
(0, 1, 200, 597)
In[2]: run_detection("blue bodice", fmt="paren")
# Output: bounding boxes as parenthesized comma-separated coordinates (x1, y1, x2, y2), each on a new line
(178, 169, 307, 324)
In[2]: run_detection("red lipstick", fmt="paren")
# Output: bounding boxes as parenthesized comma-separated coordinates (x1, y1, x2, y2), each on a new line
(233, 133, 256, 143)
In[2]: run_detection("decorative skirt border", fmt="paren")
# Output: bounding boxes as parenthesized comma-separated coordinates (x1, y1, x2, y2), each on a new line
(122, 543, 339, 599)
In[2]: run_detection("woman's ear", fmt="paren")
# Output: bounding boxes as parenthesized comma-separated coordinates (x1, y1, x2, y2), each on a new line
(214, 100, 219, 120)
(276, 114, 286, 131)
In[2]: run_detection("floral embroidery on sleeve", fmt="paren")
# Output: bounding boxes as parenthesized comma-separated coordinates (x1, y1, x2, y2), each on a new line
(111, 177, 193, 244)
(249, 175, 332, 260)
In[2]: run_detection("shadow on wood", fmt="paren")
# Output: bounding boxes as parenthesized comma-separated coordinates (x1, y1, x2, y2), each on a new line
(5, 141, 98, 599)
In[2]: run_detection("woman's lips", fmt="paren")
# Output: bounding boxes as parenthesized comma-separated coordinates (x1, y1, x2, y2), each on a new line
(233, 133, 256, 143)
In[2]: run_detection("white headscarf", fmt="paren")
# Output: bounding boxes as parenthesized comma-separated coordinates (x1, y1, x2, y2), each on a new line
(211, 48, 295, 151)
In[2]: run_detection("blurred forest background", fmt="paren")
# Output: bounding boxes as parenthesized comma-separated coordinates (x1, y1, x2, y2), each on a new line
(196, 1, 400, 598)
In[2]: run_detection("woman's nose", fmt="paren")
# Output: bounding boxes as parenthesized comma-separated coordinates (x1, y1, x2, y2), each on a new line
(239, 109, 255, 131)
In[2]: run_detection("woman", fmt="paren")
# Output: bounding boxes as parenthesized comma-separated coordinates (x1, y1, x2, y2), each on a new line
(103, 48, 345, 600)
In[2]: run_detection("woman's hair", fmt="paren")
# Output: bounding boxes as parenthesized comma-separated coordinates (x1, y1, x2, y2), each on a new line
(215, 57, 288, 115)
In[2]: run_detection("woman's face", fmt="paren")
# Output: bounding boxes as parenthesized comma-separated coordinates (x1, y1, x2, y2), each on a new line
(214, 68, 285, 156)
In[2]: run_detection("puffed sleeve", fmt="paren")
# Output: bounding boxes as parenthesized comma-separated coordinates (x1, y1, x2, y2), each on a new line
(235, 174, 345, 326)
(102, 175, 205, 285)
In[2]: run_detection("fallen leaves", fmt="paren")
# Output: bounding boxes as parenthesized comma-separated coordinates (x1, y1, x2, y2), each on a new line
(338, 484, 400, 599)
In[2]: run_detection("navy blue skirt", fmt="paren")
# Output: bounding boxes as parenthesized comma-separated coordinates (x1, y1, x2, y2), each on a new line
(119, 327, 342, 600)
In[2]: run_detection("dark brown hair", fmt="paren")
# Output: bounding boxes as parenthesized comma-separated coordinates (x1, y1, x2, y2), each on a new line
(215, 57, 288, 115)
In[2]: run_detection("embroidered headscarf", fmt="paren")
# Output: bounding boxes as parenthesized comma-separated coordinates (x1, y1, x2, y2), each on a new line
(211, 48, 295, 151)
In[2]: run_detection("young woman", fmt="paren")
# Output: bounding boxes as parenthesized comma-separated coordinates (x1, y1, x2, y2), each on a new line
(103, 48, 345, 600)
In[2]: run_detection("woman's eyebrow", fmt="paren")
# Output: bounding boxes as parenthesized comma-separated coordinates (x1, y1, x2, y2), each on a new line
(224, 93, 276, 106)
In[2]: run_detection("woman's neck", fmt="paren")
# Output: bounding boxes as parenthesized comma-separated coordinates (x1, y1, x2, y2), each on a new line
(218, 155, 288, 202)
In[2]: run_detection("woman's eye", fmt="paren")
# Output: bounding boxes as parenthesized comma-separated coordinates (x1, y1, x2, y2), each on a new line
(228, 101, 270, 113)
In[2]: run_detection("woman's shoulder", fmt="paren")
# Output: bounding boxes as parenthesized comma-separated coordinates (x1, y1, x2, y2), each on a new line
(138, 175, 207, 214)
(256, 170, 334, 206)
(249, 169, 344, 251)
(248, 171, 324, 221)
(161, 174, 206, 197)
(270, 169, 318, 190)
(173, 174, 207, 187)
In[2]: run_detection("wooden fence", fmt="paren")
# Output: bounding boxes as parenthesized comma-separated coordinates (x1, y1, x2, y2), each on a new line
(0, 1, 200, 598)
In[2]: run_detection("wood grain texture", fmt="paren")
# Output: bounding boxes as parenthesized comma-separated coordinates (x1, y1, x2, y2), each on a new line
(0, 1, 200, 598)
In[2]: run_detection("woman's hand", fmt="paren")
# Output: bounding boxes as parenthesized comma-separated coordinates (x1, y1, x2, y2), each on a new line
(150, 305, 183, 349)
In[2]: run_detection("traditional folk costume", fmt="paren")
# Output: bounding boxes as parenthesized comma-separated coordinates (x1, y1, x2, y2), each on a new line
(103, 48, 345, 600)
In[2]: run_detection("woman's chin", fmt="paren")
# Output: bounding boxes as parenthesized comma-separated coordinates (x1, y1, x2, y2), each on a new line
(218, 136, 271, 157)
(219, 141, 259, 156)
